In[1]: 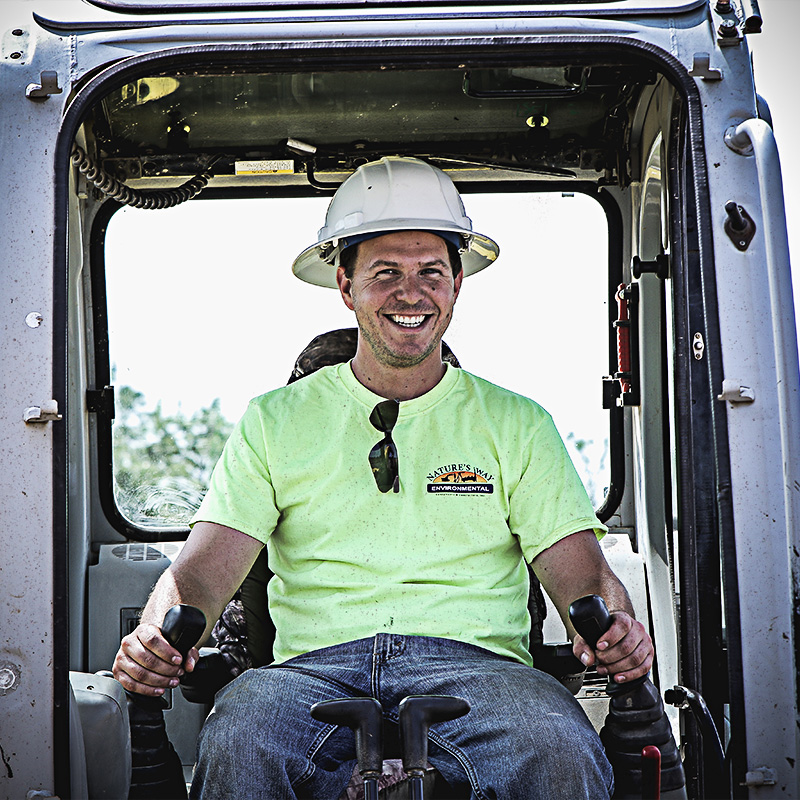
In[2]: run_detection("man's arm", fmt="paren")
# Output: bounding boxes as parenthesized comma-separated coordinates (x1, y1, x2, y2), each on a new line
(112, 521, 264, 697)
(531, 529, 654, 684)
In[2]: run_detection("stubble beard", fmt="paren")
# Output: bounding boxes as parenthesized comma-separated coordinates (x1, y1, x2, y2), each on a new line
(356, 308, 446, 369)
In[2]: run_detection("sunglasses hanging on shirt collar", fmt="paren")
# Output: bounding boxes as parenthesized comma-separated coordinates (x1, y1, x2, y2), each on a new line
(368, 399, 400, 493)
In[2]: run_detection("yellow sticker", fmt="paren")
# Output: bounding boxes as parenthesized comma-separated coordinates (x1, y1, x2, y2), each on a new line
(234, 160, 295, 175)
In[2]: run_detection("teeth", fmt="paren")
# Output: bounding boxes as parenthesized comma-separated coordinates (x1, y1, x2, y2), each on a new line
(390, 315, 426, 327)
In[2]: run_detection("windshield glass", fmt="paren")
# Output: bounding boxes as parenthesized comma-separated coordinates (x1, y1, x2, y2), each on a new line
(104, 191, 609, 529)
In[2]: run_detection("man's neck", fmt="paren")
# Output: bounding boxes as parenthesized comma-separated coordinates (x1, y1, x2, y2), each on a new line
(350, 349, 447, 401)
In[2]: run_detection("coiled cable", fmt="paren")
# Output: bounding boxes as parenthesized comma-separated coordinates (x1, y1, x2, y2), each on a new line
(70, 144, 219, 209)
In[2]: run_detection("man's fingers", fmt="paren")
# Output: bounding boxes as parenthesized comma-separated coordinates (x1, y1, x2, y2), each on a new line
(572, 635, 595, 667)
(595, 616, 654, 682)
(134, 623, 184, 666)
(595, 615, 633, 652)
(113, 658, 181, 695)
(112, 623, 187, 696)
(573, 613, 655, 684)
(184, 646, 200, 673)
(596, 638, 653, 682)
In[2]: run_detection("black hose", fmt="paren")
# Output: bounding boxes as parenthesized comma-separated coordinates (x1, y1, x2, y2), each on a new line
(70, 144, 218, 209)
(665, 685, 725, 770)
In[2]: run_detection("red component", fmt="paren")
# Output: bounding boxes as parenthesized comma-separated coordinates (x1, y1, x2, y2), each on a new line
(616, 283, 631, 394)
(641, 745, 662, 800)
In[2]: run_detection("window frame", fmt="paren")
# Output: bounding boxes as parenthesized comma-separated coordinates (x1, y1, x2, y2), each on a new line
(89, 179, 624, 541)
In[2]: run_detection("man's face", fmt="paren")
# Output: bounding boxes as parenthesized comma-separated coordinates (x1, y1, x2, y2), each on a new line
(336, 231, 462, 369)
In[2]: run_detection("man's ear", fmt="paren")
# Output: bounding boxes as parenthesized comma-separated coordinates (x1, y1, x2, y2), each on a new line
(336, 266, 355, 311)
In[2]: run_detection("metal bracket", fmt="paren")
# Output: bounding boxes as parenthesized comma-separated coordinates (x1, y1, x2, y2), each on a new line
(724, 201, 757, 251)
(742, 767, 777, 787)
(724, 125, 754, 156)
(86, 385, 116, 420)
(632, 254, 670, 280)
(693, 333, 705, 361)
(717, 379, 755, 404)
(23, 400, 63, 424)
(688, 53, 723, 81)
(26, 70, 62, 100)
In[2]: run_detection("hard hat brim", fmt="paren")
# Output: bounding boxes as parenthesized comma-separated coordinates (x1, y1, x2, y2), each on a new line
(292, 227, 500, 289)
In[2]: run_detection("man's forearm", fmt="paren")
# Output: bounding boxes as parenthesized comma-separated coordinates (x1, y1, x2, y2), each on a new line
(138, 521, 264, 639)
(532, 530, 637, 633)
(139, 562, 225, 642)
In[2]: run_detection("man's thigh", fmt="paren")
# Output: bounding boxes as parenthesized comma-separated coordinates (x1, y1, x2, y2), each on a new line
(193, 650, 372, 799)
(376, 637, 613, 800)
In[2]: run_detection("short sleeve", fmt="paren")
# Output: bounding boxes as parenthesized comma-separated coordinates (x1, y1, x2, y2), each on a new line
(191, 401, 279, 544)
(509, 411, 606, 563)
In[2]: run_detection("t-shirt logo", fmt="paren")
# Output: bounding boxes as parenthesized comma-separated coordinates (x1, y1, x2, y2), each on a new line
(427, 463, 494, 494)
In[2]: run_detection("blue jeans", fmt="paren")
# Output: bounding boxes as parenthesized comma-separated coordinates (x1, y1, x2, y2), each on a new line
(191, 635, 613, 799)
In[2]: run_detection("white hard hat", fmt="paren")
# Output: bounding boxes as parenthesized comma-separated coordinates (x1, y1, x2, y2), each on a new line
(292, 157, 500, 288)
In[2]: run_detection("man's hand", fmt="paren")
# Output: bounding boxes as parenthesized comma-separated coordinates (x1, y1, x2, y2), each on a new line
(111, 523, 263, 697)
(113, 622, 199, 697)
(572, 610, 654, 684)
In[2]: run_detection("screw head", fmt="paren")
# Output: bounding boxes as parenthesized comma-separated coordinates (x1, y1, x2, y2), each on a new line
(715, 0, 733, 12)
(718, 19, 738, 37)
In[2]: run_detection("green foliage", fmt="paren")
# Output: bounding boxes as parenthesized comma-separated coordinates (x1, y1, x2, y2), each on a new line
(113, 386, 234, 526)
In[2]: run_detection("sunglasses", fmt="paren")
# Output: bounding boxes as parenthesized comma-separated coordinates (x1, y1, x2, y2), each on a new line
(368, 400, 400, 493)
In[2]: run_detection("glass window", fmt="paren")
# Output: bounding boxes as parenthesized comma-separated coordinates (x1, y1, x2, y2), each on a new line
(104, 190, 609, 530)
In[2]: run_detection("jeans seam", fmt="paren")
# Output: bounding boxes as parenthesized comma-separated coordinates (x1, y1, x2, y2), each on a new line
(292, 723, 339, 789)
(381, 712, 488, 800)
(427, 729, 489, 800)
(270, 664, 363, 698)
(370, 635, 380, 701)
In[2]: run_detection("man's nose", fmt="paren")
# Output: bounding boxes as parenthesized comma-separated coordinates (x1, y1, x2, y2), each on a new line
(392, 273, 426, 302)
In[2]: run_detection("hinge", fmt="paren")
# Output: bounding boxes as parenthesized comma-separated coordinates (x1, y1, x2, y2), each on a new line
(717, 379, 755, 404)
(742, 767, 777, 787)
(25, 70, 62, 100)
(23, 400, 62, 424)
(86, 386, 115, 420)
(688, 53, 723, 81)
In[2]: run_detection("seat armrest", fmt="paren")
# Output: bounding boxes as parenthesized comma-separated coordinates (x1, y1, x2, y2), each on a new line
(531, 643, 586, 695)
(179, 646, 237, 704)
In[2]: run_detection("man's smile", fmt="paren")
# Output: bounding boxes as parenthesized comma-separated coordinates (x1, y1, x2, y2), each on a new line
(386, 313, 432, 328)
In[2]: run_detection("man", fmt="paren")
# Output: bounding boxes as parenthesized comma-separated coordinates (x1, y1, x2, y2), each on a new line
(114, 157, 653, 799)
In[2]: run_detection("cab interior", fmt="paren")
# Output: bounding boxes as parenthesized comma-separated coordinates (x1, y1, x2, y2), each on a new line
(62, 41, 731, 797)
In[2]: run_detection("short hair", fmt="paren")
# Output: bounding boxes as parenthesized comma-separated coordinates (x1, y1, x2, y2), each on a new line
(340, 237, 463, 281)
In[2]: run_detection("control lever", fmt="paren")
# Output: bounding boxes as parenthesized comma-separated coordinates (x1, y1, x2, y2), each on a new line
(125, 604, 206, 800)
(311, 698, 384, 800)
(398, 696, 470, 800)
(568, 595, 686, 799)
(569, 594, 646, 689)
(161, 603, 208, 662)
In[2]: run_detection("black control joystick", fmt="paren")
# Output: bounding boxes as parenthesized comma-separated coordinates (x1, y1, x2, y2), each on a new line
(161, 604, 207, 660)
(399, 696, 470, 800)
(568, 595, 686, 799)
(569, 594, 648, 691)
(126, 604, 207, 800)
(311, 697, 384, 800)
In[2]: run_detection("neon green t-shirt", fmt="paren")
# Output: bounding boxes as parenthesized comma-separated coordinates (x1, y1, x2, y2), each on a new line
(193, 363, 605, 666)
